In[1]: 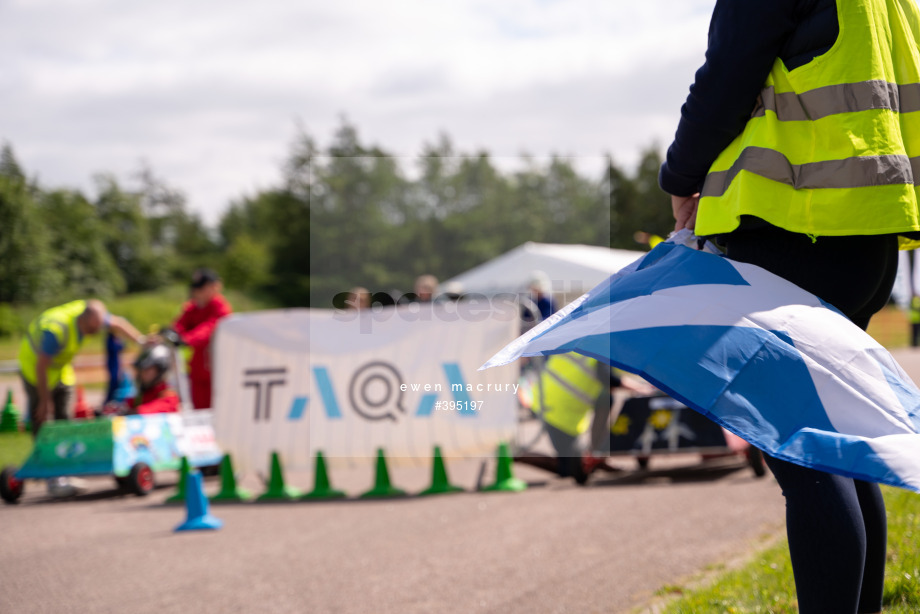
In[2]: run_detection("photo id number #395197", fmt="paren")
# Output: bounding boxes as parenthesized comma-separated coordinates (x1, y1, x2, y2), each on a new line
(434, 400, 483, 411)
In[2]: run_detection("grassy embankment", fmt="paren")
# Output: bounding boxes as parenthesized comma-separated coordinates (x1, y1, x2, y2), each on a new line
(0, 285, 275, 361)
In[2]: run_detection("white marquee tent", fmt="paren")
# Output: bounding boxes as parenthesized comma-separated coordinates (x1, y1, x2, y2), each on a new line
(442, 241, 647, 299)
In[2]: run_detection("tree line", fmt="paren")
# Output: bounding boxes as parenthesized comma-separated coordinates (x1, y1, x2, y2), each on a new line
(0, 119, 673, 328)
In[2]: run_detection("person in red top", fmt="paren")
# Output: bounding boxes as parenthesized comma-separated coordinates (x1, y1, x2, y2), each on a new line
(171, 268, 232, 409)
(131, 344, 180, 414)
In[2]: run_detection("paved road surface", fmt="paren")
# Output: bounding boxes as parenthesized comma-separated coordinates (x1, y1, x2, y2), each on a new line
(1, 457, 782, 614)
(4, 348, 919, 613)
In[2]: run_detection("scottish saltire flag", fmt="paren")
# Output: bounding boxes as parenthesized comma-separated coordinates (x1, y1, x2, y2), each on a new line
(482, 231, 920, 493)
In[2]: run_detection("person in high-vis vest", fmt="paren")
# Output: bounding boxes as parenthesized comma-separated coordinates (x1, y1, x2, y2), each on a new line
(18, 299, 146, 436)
(659, 1, 920, 611)
(531, 352, 646, 484)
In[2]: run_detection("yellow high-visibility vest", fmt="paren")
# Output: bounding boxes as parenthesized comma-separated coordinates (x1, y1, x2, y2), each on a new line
(697, 0, 920, 249)
(18, 300, 87, 387)
(531, 352, 604, 436)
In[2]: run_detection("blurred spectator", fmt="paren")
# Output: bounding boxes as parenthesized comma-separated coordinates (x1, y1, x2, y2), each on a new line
(521, 270, 557, 330)
(171, 268, 232, 409)
(346, 287, 371, 310)
(413, 274, 438, 303)
(528, 270, 557, 320)
(104, 331, 136, 405)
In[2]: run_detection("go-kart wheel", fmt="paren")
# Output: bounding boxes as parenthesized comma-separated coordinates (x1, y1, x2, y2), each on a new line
(127, 463, 155, 496)
(747, 447, 767, 478)
(1, 466, 24, 504)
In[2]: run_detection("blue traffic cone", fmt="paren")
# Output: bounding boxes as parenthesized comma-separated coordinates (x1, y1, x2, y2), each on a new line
(174, 471, 223, 532)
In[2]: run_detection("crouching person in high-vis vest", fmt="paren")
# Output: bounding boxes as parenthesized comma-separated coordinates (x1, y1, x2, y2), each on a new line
(531, 352, 645, 484)
(18, 300, 146, 437)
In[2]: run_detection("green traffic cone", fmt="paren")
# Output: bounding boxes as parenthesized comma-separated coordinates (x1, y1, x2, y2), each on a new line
(301, 451, 346, 500)
(0, 389, 21, 433)
(256, 451, 300, 501)
(482, 442, 527, 492)
(210, 454, 252, 503)
(419, 446, 463, 496)
(166, 456, 190, 503)
(360, 449, 406, 498)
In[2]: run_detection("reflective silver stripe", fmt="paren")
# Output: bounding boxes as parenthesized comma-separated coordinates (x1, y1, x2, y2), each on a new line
(752, 81, 920, 121)
(544, 368, 595, 405)
(24, 328, 40, 354)
(25, 317, 70, 356)
(701, 146, 916, 198)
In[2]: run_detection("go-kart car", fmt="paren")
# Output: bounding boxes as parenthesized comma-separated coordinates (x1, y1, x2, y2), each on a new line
(1, 338, 222, 504)
(608, 394, 767, 477)
(0, 410, 223, 503)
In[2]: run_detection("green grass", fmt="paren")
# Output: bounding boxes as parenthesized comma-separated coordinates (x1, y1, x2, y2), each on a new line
(0, 432, 34, 468)
(654, 486, 920, 613)
(0, 286, 276, 360)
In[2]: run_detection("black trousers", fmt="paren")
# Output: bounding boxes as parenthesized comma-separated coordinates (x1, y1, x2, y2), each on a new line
(21, 375, 72, 437)
(722, 225, 897, 614)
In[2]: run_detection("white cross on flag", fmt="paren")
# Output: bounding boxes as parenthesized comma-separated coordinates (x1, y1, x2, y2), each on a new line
(482, 232, 920, 493)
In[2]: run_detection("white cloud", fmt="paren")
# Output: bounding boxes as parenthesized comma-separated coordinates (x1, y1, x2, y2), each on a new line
(1, 0, 715, 224)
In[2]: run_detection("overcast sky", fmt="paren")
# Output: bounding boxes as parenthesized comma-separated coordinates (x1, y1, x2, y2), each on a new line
(2, 0, 715, 225)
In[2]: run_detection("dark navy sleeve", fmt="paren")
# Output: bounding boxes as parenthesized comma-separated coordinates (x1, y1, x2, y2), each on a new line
(659, 0, 800, 196)
(40, 330, 62, 356)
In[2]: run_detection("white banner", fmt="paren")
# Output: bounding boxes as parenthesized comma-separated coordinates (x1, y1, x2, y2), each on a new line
(212, 302, 520, 473)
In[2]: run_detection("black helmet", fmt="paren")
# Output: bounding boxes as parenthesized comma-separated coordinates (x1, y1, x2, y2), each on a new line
(134, 344, 171, 377)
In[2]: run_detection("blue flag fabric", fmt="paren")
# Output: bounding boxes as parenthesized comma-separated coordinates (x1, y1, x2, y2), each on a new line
(482, 234, 920, 493)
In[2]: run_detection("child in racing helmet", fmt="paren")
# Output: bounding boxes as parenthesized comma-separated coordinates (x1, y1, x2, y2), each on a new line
(130, 344, 180, 414)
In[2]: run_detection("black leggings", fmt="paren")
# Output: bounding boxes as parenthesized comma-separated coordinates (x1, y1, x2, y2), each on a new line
(722, 225, 898, 614)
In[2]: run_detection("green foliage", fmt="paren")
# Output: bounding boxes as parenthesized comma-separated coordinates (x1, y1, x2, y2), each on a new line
(0, 124, 673, 311)
(39, 189, 125, 298)
(295, 119, 659, 308)
(0, 148, 56, 304)
(139, 165, 219, 281)
(0, 143, 26, 182)
(0, 145, 224, 307)
(220, 188, 309, 306)
(0, 303, 21, 338)
(610, 146, 673, 249)
(94, 174, 167, 293)
(221, 233, 272, 291)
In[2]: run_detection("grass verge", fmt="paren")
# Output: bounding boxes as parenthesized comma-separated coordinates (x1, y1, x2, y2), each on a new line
(0, 286, 276, 360)
(0, 432, 34, 468)
(652, 486, 920, 613)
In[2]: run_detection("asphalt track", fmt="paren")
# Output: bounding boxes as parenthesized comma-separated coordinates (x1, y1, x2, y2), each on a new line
(3, 348, 919, 614)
